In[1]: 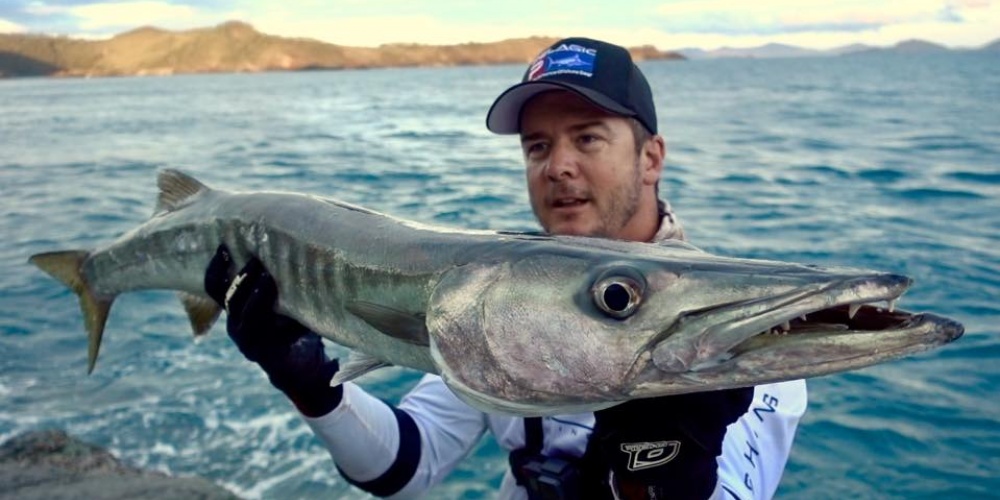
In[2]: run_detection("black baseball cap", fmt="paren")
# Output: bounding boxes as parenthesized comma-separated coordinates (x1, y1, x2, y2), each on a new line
(486, 37, 657, 135)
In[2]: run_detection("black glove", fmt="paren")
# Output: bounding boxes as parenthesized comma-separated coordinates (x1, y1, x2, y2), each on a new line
(205, 244, 343, 417)
(586, 387, 754, 500)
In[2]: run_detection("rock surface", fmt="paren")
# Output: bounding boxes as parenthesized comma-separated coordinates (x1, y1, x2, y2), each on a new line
(0, 429, 239, 500)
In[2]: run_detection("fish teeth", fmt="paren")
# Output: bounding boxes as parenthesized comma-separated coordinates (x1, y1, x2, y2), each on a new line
(848, 303, 861, 319)
(799, 314, 808, 322)
(887, 299, 897, 313)
(762, 324, 794, 336)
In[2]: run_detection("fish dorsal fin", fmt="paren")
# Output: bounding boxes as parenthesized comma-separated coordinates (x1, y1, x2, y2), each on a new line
(155, 169, 210, 215)
(330, 352, 391, 386)
(346, 301, 429, 346)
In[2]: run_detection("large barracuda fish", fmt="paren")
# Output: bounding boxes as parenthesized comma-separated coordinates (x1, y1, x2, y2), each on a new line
(29, 170, 963, 416)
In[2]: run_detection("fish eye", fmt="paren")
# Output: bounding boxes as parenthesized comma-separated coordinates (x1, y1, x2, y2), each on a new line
(592, 273, 644, 319)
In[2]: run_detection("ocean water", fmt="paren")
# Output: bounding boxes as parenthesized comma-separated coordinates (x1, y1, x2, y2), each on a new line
(1, 52, 998, 499)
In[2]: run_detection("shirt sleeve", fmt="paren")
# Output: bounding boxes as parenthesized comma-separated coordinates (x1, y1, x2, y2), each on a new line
(715, 380, 809, 500)
(302, 374, 488, 498)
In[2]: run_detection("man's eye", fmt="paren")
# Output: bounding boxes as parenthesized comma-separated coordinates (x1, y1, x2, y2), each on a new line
(578, 134, 601, 147)
(525, 143, 548, 156)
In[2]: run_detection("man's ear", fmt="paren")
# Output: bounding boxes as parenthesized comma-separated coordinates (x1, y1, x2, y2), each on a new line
(641, 135, 666, 186)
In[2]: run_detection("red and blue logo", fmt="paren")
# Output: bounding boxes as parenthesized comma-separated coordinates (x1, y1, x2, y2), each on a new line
(528, 43, 597, 81)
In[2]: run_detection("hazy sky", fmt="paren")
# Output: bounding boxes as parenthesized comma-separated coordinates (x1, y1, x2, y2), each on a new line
(1, 0, 997, 49)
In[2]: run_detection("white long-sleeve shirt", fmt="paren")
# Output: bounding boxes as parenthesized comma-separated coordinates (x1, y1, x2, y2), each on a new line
(306, 376, 807, 499)
(302, 206, 808, 498)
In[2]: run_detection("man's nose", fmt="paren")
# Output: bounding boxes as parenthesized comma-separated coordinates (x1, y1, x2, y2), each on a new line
(545, 140, 579, 180)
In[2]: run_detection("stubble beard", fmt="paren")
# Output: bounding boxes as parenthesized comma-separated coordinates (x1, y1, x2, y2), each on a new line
(535, 159, 644, 239)
(593, 159, 643, 239)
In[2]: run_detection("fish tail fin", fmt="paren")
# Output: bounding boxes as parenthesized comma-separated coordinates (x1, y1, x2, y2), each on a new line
(155, 169, 211, 215)
(178, 292, 222, 337)
(28, 250, 113, 374)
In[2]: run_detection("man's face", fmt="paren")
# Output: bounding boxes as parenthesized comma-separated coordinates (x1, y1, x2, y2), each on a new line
(520, 91, 660, 240)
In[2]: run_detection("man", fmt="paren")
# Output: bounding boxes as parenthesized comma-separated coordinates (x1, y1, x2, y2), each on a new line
(205, 37, 807, 499)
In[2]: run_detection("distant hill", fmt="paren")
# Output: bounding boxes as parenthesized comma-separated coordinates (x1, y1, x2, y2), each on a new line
(826, 43, 877, 56)
(676, 38, 993, 59)
(675, 47, 707, 59)
(980, 38, 1000, 51)
(713, 43, 821, 59)
(679, 42, 876, 59)
(893, 39, 951, 52)
(850, 39, 953, 56)
(0, 21, 683, 78)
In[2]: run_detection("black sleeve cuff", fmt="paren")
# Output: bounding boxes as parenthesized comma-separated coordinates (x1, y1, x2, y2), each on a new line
(337, 403, 422, 497)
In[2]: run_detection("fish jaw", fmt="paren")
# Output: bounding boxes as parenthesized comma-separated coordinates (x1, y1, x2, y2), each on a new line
(649, 273, 913, 373)
(627, 273, 964, 397)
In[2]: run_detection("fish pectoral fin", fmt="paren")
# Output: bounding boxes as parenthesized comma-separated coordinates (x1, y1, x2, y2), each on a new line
(331, 353, 392, 386)
(155, 169, 210, 215)
(178, 292, 222, 336)
(28, 250, 112, 374)
(346, 301, 429, 346)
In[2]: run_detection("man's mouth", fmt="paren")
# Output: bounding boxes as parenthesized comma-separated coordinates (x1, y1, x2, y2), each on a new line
(551, 197, 589, 209)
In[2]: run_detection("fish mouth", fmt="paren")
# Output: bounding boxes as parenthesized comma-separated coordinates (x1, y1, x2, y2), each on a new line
(647, 273, 964, 377)
(752, 303, 915, 338)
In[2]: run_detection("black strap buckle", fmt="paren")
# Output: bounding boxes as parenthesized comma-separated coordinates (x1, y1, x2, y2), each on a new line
(510, 449, 581, 500)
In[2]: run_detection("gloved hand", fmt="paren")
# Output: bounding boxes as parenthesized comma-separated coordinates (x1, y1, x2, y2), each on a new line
(587, 387, 754, 500)
(205, 244, 343, 417)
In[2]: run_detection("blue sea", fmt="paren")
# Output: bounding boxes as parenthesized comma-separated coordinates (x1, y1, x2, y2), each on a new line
(1, 52, 998, 499)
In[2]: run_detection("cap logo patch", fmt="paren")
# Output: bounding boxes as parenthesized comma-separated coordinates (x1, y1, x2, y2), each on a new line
(528, 43, 597, 81)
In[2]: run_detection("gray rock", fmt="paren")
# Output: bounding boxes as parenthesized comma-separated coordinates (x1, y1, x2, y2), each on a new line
(0, 429, 240, 500)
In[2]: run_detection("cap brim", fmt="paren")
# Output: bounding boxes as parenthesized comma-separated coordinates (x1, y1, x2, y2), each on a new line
(486, 80, 636, 134)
